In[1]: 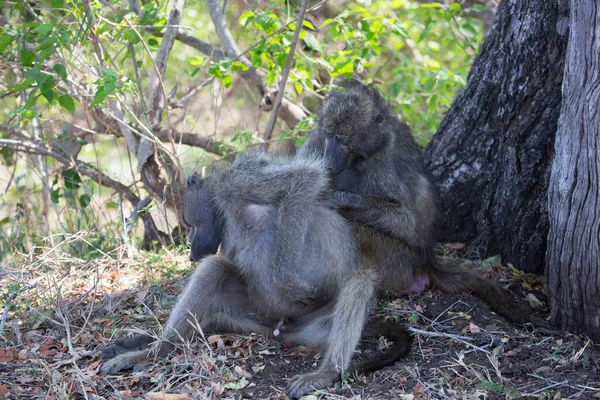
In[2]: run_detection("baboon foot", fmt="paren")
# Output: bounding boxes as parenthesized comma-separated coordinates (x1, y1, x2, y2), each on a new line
(101, 334, 154, 361)
(285, 370, 339, 399)
(99, 349, 150, 375)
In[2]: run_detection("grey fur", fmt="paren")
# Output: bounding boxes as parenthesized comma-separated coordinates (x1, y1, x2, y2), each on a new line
(101, 152, 409, 398)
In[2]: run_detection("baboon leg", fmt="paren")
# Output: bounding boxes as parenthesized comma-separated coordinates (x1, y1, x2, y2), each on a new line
(100, 256, 270, 374)
(286, 269, 377, 399)
(279, 303, 335, 350)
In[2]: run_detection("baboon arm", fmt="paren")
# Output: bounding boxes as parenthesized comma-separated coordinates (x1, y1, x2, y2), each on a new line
(329, 190, 423, 247)
(220, 159, 327, 303)
(271, 176, 320, 304)
(297, 133, 324, 159)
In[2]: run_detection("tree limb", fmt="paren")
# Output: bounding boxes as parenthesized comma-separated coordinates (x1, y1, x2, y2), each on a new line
(0, 138, 140, 206)
(155, 129, 235, 158)
(262, 0, 310, 141)
(205, 0, 307, 130)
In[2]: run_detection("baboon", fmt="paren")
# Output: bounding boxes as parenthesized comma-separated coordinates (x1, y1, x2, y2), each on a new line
(101, 152, 410, 398)
(299, 79, 554, 330)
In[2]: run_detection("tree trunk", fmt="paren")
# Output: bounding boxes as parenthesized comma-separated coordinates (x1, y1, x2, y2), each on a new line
(423, 0, 570, 274)
(546, 0, 600, 341)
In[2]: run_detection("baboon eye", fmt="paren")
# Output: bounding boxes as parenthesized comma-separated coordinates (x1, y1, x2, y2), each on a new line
(374, 114, 384, 124)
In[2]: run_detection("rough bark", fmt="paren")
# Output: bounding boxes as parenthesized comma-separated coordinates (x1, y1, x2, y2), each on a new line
(423, 0, 570, 274)
(546, 0, 600, 341)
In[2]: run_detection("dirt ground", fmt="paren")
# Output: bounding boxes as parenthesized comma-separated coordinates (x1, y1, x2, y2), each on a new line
(1, 247, 599, 400)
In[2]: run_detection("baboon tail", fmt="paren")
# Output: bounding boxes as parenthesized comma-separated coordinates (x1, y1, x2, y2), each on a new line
(352, 320, 411, 375)
(429, 260, 561, 335)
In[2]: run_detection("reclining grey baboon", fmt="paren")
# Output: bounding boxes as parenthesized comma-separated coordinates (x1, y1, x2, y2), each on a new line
(100, 152, 410, 398)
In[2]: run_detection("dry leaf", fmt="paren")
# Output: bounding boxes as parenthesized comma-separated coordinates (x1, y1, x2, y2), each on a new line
(526, 293, 544, 308)
(207, 334, 224, 348)
(469, 322, 481, 334)
(145, 393, 191, 400)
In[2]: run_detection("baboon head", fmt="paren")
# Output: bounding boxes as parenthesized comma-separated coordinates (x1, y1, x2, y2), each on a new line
(316, 79, 389, 175)
(184, 174, 222, 262)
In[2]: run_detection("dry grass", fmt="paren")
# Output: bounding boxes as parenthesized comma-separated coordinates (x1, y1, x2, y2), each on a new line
(1, 235, 599, 399)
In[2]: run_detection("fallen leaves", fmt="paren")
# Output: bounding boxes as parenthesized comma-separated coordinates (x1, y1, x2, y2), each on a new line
(146, 393, 191, 400)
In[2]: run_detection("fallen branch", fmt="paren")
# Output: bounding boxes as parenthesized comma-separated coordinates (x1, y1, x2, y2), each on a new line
(408, 327, 491, 354)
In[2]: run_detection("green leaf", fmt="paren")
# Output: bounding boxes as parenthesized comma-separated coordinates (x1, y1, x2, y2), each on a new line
(208, 63, 223, 78)
(20, 50, 34, 67)
(332, 60, 354, 78)
(8, 78, 34, 92)
(59, 94, 76, 112)
(251, 50, 262, 68)
(449, 3, 462, 13)
(391, 22, 408, 38)
(303, 33, 323, 53)
(239, 11, 255, 26)
(50, 188, 61, 204)
(97, 66, 119, 80)
(147, 37, 159, 47)
(321, 18, 334, 27)
(302, 20, 317, 31)
(34, 23, 54, 37)
(231, 61, 249, 72)
(79, 194, 91, 208)
(0, 34, 14, 52)
(222, 75, 233, 88)
(90, 86, 108, 107)
(189, 55, 205, 66)
(39, 79, 55, 103)
(36, 36, 57, 51)
(53, 64, 67, 80)
(276, 52, 287, 68)
(50, 0, 64, 7)
(63, 169, 82, 190)
(123, 28, 138, 42)
(420, 2, 441, 8)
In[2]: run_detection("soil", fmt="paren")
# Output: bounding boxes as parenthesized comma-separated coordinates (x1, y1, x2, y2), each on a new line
(1, 254, 599, 400)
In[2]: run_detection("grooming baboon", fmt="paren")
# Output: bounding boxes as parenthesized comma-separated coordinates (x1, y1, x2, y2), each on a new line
(299, 79, 554, 330)
(101, 152, 410, 398)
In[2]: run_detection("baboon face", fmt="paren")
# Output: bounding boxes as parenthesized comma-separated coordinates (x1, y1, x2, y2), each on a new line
(184, 175, 221, 262)
(318, 88, 387, 175)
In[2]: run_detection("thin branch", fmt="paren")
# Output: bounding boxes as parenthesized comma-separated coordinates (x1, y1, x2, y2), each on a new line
(0, 138, 140, 206)
(156, 129, 235, 158)
(408, 327, 491, 354)
(262, 0, 310, 141)
(206, 0, 267, 94)
(147, 0, 184, 124)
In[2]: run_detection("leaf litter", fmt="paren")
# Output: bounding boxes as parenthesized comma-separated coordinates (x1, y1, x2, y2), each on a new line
(1, 242, 599, 399)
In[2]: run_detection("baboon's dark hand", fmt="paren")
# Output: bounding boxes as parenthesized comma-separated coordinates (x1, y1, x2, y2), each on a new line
(101, 334, 154, 361)
(286, 371, 339, 399)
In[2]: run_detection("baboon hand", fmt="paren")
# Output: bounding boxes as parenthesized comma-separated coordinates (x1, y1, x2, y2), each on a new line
(286, 370, 339, 399)
(323, 190, 364, 209)
(101, 334, 154, 361)
(99, 349, 150, 375)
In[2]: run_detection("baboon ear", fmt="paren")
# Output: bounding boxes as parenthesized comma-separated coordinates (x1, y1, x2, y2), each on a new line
(187, 174, 202, 189)
(374, 114, 385, 124)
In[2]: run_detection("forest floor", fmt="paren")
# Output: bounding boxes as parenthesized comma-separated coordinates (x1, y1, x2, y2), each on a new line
(1, 241, 599, 400)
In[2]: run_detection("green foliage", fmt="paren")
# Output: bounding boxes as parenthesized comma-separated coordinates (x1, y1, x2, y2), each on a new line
(0, 0, 483, 261)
